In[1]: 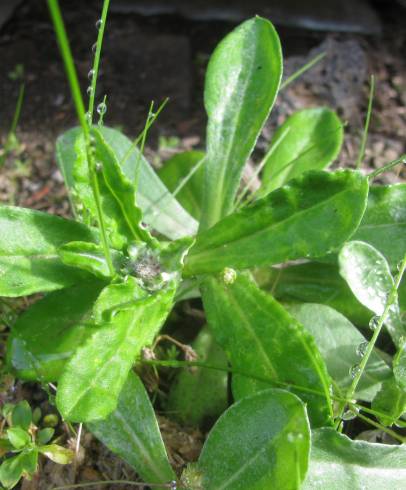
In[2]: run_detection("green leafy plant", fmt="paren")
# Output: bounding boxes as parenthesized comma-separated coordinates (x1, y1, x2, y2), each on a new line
(1, 0, 405, 488)
(0, 401, 73, 489)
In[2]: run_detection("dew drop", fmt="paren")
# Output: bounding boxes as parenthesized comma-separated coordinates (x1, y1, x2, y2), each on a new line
(85, 112, 92, 124)
(97, 102, 107, 116)
(349, 364, 361, 379)
(342, 407, 359, 421)
(369, 315, 380, 331)
(88, 69, 95, 80)
(356, 341, 369, 357)
(95, 19, 103, 30)
(91, 42, 97, 53)
(86, 86, 93, 96)
(95, 162, 103, 172)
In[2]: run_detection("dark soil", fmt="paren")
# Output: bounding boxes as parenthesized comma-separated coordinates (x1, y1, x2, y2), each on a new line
(0, 1, 406, 488)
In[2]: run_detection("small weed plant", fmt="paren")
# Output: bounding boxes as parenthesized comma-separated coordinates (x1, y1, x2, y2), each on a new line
(1, 0, 406, 488)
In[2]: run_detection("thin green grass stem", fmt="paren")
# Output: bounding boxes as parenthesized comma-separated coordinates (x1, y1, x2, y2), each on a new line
(355, 75, 375, 170)
(47, 0, 114, 275)
(87, 0, 110, 125)
(280, 52, 326, 90)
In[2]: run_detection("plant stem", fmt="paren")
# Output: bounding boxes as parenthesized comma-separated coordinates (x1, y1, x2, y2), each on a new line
(337, 253, 406, 424)
(134, 101, 155, 190)
(47, 0, 114, 275)
(368, 154, 406, 180)
(354, 410, 406, 444)
(280, 52, 326, 90)
(87, 0, 110, 125)
(9, 83, 25, 137)
(355, 75, 375, 170)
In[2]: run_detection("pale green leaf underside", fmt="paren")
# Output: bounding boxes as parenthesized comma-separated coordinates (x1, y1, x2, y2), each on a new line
(198, 389, 310, 490)
(88, 372, 175, 487)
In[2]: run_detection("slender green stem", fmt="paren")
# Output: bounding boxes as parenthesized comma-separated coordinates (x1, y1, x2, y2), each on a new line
(234, 127, 291, 209)
(47, 0, 114, 275)
(120, 98, 169, 167)
(368, 154, 406, 181)
(134, 101, 155, 190)
(9, 83, 25, 136)
(280, 52, 326, 90)
(355, 75, 375, 170)
(87, 0, 110, 124)
(353, 410, 406, 444)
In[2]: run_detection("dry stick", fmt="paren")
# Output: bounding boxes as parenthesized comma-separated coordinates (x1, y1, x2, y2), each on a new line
(355, 75, 375, 170)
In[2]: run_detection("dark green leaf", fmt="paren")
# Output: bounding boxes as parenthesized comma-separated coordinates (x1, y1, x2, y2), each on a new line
(0, 206, 98, 296)
(0, 450, 38, 489)
(185, 170, 368, 276)
(260, 107, 343, 195)
(58, 241, 125, 279)
(56, 281, 176, 422)
(339, 241, 405, 347)
(167, 325, 228, 426)
(255, 262, 372, 326)
(287, 303, 391, 401)
(303, 428, 406, 489)
(201, 16, 282, 229)
(201, 274, 333, 427)
(38, 445, 74, 465)
(158, 151, 205, 220)
(7, 280, 105, 382)
(353, 184, 406, 269)
(7, 428, 30, 450)
(74, 129, 157, 250)
(57, 127, 197, 239)
(88, 372, 176, 486)
(37, 428, 54, 445)
(197, 389, 310, 490)
(372, 378, 406, 426)
(11, 401, 31, 431)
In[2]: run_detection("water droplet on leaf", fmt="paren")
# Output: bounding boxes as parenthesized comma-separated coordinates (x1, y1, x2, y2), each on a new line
(342, 407, 359, 421)
(87, 86, 93, 96)
(369, 315, 380, 331)
(88, 69, 95, 80)
(349, 364, 361, 379)
(95, 162, 103, 172)
(356, 341, 369, 357)
(95, 19, 103, 30)
(97, 102, 107, 116)
(91, 42, 97, 53)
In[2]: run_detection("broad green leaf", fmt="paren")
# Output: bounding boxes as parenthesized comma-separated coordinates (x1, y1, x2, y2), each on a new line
(353, 184, 406, 269)
(287, 303, 391, 401)
(197, 389, 310, 490)
(11, 401, 32, 431)
(158, 151, 205, 220)
(303, 428, 406, 489)
(200, 16, 282, 229)
(255, 262, 372, 326)
(372, 378, 406, 426)
(56, 281, 176, 422)
(260, 108, 343, 195)
(58, 241, 125, 279)
(38, 445, 74, 464)
(74, 129, 157, 250)
(339, 241, 405, 347)
(394, 341, 406, 391)
(167, 325, 228, 426)
(201, 274, 333, 427)
(7, 428, 30, 450)
(0, 206, 98, 296)
(7, 280, 105, 382)
(88, 372, 176, 487)
(185, 170, 368, 276)
(0, 450, 38, 489)
(56, 127, 197, 239)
